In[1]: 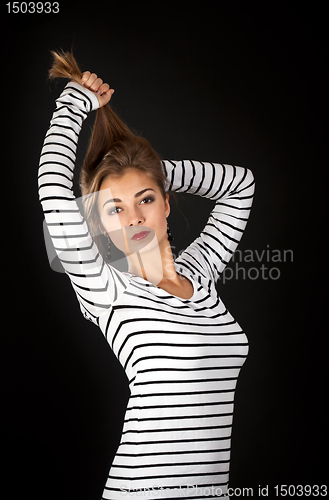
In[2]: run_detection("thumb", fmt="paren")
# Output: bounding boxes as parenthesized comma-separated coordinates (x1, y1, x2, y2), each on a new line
(97, 88, 115, 107)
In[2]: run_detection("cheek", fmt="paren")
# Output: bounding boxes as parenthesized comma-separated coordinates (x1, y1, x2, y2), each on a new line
(100, 213, 123, 233)
(101, 215, 127, 253)
(156, 209, 168, 235)
(109, 228, 128, 254)
(148, 202, 167, 229)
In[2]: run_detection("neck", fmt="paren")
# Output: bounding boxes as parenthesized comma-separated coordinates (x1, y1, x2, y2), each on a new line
(127, 240, 179, 286)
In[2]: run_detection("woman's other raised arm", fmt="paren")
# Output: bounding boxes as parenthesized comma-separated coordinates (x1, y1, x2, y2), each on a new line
(38, 74, 127, 326)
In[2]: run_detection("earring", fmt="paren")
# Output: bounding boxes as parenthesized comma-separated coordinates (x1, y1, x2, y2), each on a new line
(107, 236, 111, 261)
(167, 220, 173, 242)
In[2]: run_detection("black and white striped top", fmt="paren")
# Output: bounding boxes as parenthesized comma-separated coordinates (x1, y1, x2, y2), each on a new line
(38, 82, 255, 500)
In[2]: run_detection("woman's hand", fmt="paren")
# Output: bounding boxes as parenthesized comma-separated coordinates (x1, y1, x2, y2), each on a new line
(79, 71, 114, 107)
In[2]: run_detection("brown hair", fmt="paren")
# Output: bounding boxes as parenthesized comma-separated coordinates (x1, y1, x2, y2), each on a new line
(48, 49, 167, 259)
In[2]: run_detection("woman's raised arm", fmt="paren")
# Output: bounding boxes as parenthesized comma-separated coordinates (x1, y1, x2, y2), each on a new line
(38, 79, 127, 325)
(163, 159, 255, 283)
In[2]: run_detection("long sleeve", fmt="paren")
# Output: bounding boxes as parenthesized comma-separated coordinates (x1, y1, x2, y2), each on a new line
(38, 82, 129, 324)
(162, 159, 255, 283)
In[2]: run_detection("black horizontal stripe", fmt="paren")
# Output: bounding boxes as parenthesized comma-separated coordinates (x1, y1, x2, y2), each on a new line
(39, 182, 71, 191)
(230, 170, 253, 192)
(40, 149, 75, 164)
(66, 258, 105, 278)
(124, 411, 233, 423)
(64, 86, 93, 109)
(48, 121, 80, 138)
(128, 388, 236, 399)
(74, 290, 110, 309)
(207, 222, 240, 244)
(43, 208, 79, 214)
(39, 159, 74, 173)
(39, 195, 75, 203)
(42, 140, 77, 156)
(120, 435, 231, 446)
(115, 322, 243, 353)
(124, 346, 247, 371)
(201, 228, 236, 254)
(49, 231, 89, 240)
(120, 289, 200, 310)
(126, 400, 234, 411)
(202, 162, 216, 197)
(131, 353, 247, 370)
(133, 376, 238, 386)
(55, 103, 86, 120)
(107, 468, 229, 481)
(52, 112, 82, 128)
(116, 446, 231, 457)
(46, 208, 80, 214)
(234, 177, 255, 194)
(53, 239, 94, 252)
(38, 170, 72, 182)
(229, 193, 254, 201)
(126, 342, 246, 355)
(135, 365, 240, 376)
(45, 131, 78, 147)
(112, 312, 238, 333)
(73, 279, 109, 293)
(112, 457, 230, 469)
(46, 220, 85, 227)
(60, 255, 99, 266)
(111, 299, 228, 318)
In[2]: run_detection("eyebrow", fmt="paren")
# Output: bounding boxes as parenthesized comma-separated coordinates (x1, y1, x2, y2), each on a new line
(102, 188, 156, 208)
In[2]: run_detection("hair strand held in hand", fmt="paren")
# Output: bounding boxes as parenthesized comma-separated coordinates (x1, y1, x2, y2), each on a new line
(48, 50, 167, 259)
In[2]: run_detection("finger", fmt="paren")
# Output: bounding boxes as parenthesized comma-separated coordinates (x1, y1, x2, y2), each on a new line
(97, 88, 115, 106)
(82, 72, 98, 89)
(90, 77, 104, 92)
(81, 71, 91, 85)
(97, 82, 110, 95)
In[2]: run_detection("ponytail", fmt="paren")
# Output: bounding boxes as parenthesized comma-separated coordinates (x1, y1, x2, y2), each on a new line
(49, 49, 137, 190)
(48, 49, 166, 260)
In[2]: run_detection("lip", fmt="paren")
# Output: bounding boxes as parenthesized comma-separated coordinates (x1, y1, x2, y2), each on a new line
(131, 231, 151, 241)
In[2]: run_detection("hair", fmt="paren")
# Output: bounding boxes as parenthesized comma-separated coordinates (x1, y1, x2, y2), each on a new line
(48, 49, 167, 259)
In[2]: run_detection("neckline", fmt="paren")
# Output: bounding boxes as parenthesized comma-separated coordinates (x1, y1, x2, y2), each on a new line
(124, 264, 197, 301)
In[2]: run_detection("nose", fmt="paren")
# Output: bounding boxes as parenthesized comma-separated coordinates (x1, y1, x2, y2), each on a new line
(129, 218, 143, 226)
(128, 207, 144, 226)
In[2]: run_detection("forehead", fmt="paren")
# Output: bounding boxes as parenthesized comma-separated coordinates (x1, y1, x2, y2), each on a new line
(97, 169, 158, 205)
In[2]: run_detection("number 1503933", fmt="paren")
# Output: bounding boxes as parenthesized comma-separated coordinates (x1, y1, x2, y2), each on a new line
(6, 2, 59, 13)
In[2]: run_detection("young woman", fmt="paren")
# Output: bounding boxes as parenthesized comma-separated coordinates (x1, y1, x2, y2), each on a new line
(38, 51, 255, 500)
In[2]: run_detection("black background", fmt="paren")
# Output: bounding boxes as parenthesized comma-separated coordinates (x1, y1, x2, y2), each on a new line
(2, 1, 327, 499)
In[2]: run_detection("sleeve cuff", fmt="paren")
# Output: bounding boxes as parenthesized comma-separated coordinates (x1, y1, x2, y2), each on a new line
(65, 81, 100, 111)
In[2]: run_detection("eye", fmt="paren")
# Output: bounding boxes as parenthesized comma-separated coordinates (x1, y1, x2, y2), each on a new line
(107, 206, 122, 215)
(140, 196, 154, 205)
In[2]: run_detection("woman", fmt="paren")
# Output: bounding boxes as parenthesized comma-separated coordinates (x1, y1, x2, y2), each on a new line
(38, 50, 255, 499)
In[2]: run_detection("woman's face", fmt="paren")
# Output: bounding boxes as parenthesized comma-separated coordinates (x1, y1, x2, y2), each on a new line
(97, 168, 170, 255)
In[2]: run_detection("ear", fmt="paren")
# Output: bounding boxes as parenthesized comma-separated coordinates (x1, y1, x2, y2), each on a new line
(164, 193, 170, 218)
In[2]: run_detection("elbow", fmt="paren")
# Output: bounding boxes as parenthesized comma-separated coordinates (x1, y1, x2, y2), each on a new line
(245, 168, 255, 191)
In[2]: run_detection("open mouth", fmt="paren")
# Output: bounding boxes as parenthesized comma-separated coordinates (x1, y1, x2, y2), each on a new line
(131, 231, 151, 241)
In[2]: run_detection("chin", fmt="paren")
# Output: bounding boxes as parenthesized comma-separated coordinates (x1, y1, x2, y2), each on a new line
(109, 226, 162, 256)
(138, 232, 161, 254)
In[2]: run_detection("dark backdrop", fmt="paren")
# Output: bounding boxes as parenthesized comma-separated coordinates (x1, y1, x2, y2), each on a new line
(3, 1, 327, 499)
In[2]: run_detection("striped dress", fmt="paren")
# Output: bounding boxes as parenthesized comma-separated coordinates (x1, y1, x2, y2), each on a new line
(38, 82, 255, 499)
